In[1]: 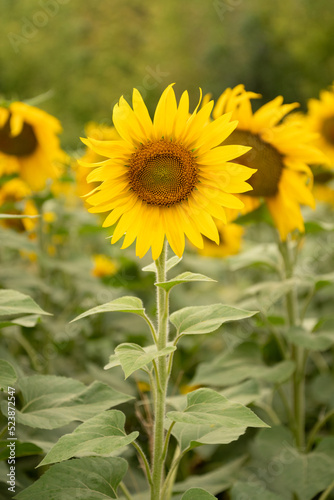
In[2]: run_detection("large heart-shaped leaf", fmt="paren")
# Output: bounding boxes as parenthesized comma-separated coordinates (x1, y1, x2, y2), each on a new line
(0, 290, 51, 321)
(39, 410, 138, 466)
(16, 457, 127, 499)
(167, 388, 268, 451)
(2, 375, 133, 429)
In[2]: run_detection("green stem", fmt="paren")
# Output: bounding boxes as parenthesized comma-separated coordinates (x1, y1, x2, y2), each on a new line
(119, 482, 134, 500)
(279, 239, 305, 450)
(161, 447, 190, 499)
(151, 240, 169, 500)
(132, 441, 153, 486)
(306, 409, 334, 453)
(319, 480, 334, 500)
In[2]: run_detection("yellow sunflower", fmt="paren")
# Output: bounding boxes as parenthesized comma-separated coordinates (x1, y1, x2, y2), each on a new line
(0, 102, 66, 191)
(197, 220, 244, 258)
(213, 85, 325, 240)
(306, 83, 334, 166)
(81, 84, 255, 259)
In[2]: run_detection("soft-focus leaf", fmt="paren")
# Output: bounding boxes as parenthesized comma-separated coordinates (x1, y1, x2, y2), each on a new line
(39, 410, 138, 466)
(4, 376, 133, 429)
(0, 441, 42, 460)
(0, 290, 51, 318)
(284, 326, 334, 351)
(181, 488, 217, 499)
(70, 296, 145, 322)
(170, 304, 256, 337)
(0, 360, 17, 390)
(191, 342, 295, 387)
(16, 457, 128, 499)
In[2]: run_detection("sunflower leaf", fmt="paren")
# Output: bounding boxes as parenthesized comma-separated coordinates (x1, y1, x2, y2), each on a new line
(170, 304, 257, 337)
(16, 457, 128, 500)
(283, 326, 334, 351)
(70, 296, 145, 322)
(181, 488, 217, 500)
(0, 289, 51, 319)
(156, 272, 216, 292)
(38, 410, 138, 467)
(0, 360, 17, 390)
(167, 388, 268, 451)
(6, 376, 133, 429)
(142, 255, 182, 273)
(104, 342, 176, 378)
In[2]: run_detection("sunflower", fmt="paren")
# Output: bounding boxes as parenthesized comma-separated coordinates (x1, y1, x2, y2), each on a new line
(91, 254, 119, 278)
(0, 101, 66, 191)
(213, 85, 325, 240)
(81, 84, 255, 259)
(306, 82, 334, 166)
(197, 220, 244, 258)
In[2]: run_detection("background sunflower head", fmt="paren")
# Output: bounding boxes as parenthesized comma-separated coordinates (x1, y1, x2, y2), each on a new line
(0, 101, 67, 192)
(213, 85, 325, 240)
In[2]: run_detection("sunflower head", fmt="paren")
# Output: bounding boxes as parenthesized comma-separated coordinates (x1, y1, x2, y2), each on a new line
(81, 84, 255, 259)
(305, 82, 334, 166)
(213, 85, 325, 240)
(0, 102, 66, 191)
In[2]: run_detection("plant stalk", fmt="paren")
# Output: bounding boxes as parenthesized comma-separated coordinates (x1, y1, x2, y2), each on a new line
(151, 240, 169, 500)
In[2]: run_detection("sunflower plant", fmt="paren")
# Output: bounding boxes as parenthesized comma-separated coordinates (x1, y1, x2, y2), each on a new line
(10, 85, 271, 500)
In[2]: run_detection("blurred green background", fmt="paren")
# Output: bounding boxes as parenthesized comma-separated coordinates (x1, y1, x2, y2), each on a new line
(1, 0, 334, 149)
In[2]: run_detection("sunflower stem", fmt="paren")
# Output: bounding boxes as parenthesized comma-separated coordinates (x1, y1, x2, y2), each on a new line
(151, 240, 170, 500)
(279, 238, 305, 451)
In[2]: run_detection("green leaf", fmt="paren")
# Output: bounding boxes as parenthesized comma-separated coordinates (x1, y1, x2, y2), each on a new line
(167, 388, 268, 451)
(284, 326, 334, 351)
(228, 243, 279, 271)
(104, 343, 176, 378)
(16, 457, 128, 499)
(314, 271, 334, 291)
(231, 481, 283, 500)
(181, 488, 217, 500)
(142, 255, 182, 273)
(70, 296, 145, 322)
(241, 426, 334, 500)
(156, 272, 215, 292)
(5, 375, 133, 429)
(0, 289, 51, 318)
(0, 360, 17, 390)
(191, 343, 295, 387)
(172, 457, 246, 500)
(304, 220, 334, 233)
(170, 304, 257, 337)
(0, 440, 42, 460)
(38, 410, 138, 466)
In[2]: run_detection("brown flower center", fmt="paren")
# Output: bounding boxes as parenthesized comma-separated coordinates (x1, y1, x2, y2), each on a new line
(223, 130, 284, 197)
(322, 116, 334, 146)
(128, 139, 198, 206)
(0, 114, 38, 157)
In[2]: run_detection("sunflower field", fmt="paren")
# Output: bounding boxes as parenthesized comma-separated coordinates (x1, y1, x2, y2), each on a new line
(1, 1, 334, 500)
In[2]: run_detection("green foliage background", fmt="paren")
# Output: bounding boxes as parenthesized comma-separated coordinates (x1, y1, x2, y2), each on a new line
(1, 0, 334, 148)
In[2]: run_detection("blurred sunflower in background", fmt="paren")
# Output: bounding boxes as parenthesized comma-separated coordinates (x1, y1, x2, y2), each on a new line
(213, 85, 325, 240)
(82, 84, 256, 259)
(0, 102, 66, 191)
(305, 82, 334, 167)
